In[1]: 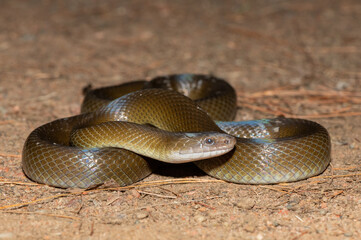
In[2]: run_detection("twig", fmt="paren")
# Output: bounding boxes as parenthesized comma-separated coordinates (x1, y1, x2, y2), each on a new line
(243, 89, 361, 98)
(308, 46, 361, 54)
(0, 153, 21, 158)
(137, 190, 177, 199)
(0, 181, 40, 186)
(311, 172, 361, 179)
(194, 201, 216, 210)
(286, 111, 361, 119)
(0, 120, 15, 125)
(239, 102, 284, 116)
(258, 185, 290, 194)
(0, 192, 83, 210)
(157, 186, 180, 197)
(332, 166, 360, 171)
(3, 210, 80, 220)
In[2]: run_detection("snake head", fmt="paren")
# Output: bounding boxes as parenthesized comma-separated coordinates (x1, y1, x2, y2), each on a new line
(166, 132, 236, 163)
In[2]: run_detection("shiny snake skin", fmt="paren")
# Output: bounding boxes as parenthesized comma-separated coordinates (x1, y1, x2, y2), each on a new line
(22, 74, 331, 188)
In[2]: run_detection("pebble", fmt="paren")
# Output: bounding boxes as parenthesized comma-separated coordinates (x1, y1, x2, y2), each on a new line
(235, 198, 255, 210)
(0, 232, 14, 239)
(349, 142, 359, 149)
(335, 81, 349, 90)
(333, 140, 348, 146)
(130, 189, 141, 198)
(289, 194, 300, 204)
(243, 223, 256, 233)
(198, 207, 207, 212)
(256, 233, 264, 240)
(194, 215, 206, 223)
(0, 106, 7, 115)
(117, 214, 127, 219)
(243, 216, 257, 232)
(135, 212, 148, 220)
(319, 209, 328, 216)
(273, 221, 280, 227)
(286, 201, 299, 211)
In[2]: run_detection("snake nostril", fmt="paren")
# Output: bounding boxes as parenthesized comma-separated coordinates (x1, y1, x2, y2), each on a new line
(224, 139, 230, 144)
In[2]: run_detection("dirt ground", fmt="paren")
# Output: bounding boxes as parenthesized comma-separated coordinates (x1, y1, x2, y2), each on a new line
(0, 0, 361, 239)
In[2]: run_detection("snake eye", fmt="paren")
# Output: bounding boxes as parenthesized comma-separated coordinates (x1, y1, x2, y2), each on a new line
(205, 138, 215, 145)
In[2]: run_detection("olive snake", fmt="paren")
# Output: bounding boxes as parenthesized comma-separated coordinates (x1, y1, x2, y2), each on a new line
(22, 74, 331, 188)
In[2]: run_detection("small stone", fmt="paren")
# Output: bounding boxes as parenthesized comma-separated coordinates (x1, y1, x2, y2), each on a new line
(130, 189, 141, 198)
(136, 212, 148, 220)
(344, 232, 353, 237)
(319, 209, 328, 216)
(194, 215, 206, 223)
(223, 221, 229, 227)
(335, 81, 348, 90)
(243, 216, 257, 232)
(243, 223, 256, 233)
(0, 232, 14, 239)
(286, 201, 299, 211)
(117, 214, 127, 219)
(198, 207, 207, 212)
(349, 142, 358, 149)
(289, 194, 300, 204)
(273, 221, 280, 227)
(235, 199, 255, 210)
(333, 140, 348, 146)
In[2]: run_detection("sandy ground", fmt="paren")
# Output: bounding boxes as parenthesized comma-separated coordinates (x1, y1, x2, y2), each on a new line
(0, 0, 361, 239)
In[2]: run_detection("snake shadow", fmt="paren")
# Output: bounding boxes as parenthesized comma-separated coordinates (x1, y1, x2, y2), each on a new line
(148, 159, 206, 178)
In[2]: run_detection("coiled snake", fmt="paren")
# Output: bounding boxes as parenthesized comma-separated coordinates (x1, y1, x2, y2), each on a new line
(22, 74, 331, 188)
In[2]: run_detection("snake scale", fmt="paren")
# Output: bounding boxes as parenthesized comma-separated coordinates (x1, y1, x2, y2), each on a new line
(22, 74, 331, 188)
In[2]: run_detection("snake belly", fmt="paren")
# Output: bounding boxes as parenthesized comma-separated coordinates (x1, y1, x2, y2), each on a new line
(22, 74, 331, 188)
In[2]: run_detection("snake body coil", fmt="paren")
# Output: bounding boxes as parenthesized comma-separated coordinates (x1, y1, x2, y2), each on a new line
(22, 74, 331, 188)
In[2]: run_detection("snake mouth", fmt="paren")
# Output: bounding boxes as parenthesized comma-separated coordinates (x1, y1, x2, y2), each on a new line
(168, 148, 235, 164)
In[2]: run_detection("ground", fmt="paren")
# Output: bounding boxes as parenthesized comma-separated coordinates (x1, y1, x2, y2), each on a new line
(0, 0, 361, 239)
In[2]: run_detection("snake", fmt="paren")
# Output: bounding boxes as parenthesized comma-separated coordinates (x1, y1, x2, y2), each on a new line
(22, 74, 331, 188)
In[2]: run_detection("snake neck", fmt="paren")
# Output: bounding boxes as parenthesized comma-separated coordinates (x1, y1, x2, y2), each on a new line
(70, 121, 236, 163)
